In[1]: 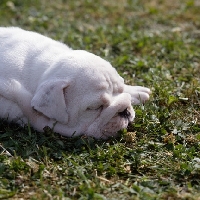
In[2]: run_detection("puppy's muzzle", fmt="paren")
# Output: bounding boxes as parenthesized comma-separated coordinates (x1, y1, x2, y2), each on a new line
(118, 108, 131, 119)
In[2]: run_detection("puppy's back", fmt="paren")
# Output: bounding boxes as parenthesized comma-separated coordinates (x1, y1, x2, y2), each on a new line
(0, 27, 72, 91)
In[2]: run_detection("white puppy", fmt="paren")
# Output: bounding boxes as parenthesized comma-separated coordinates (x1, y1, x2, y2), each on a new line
(0, 27, 150, 139)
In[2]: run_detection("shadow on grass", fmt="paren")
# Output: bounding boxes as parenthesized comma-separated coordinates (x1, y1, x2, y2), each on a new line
(0, 119, 124, 160)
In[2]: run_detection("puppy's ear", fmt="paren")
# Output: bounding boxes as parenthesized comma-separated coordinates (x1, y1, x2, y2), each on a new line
(31, 80, 70, 124)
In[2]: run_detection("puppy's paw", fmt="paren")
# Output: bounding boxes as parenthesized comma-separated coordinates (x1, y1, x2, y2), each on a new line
(124, 85, 151, 105)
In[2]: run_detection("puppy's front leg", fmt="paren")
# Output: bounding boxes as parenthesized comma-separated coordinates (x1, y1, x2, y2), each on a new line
(124, 85, 151, 105)
(0, 79, 51, 130)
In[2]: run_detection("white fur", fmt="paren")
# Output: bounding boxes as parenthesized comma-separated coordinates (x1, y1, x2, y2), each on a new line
(0, 27, 150, 139)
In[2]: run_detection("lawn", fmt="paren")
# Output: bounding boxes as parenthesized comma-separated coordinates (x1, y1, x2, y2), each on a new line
(0, 0, 200, 199)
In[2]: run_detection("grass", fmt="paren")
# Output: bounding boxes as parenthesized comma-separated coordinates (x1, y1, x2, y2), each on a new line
(0, 0, 200, 199)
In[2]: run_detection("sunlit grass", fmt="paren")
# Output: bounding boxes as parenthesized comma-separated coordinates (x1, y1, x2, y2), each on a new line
(0, 0, 200, 199)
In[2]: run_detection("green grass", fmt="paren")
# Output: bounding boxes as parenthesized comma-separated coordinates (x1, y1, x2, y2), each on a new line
(0, 0, 200, 199)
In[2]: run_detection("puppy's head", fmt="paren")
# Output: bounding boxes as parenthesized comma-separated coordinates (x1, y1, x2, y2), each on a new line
(31, 51, 135, 139)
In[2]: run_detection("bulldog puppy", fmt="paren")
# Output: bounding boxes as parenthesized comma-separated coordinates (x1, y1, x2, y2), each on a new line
(0, 27, 150, 139)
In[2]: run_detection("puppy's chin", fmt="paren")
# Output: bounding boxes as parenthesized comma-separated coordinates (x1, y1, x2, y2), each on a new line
(101, 116, 130, 139)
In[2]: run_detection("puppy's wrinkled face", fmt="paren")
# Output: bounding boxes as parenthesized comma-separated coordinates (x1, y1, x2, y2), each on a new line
(61, 51, 135, 139)
(31, 50, 149, 139)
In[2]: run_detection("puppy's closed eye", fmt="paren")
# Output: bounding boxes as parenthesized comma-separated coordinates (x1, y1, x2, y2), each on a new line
(87, 105, 103, 111)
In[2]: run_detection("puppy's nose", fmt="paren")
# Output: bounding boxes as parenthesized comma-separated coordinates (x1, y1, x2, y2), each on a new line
(118, 108, 131, 119)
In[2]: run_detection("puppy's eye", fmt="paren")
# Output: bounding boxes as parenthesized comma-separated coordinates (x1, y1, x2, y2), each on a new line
(87, 105, 103, 111)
